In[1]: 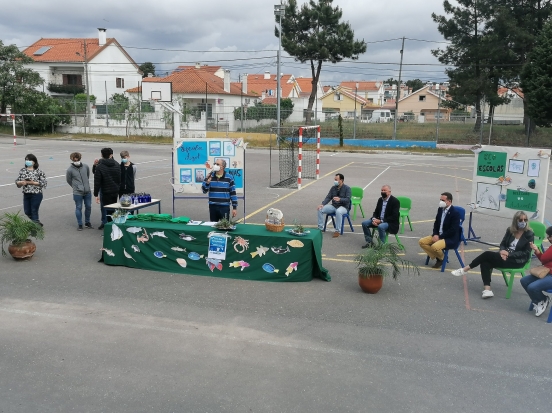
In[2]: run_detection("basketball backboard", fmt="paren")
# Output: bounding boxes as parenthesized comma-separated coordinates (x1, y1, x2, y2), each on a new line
(141, 81, 172, 102)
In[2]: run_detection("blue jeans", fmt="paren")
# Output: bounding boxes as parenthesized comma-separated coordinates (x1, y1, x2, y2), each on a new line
(317, 205, 347, 233)
(520, 274, 552, 304)
(23, 193, 43, 223)
(73, 193, 92, 226)
(362, 219, 389, 243)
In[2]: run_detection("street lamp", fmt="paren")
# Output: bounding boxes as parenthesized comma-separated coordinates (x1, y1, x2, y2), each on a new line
(274, 2, 285, 136)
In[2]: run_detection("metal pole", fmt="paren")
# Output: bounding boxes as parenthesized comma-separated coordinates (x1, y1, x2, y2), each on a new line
(84, 40, 90, 134)
(105, 80, 109, 127)
(276, 2, 283, 138)
(479, 96, 485, 144)
(240, 74, 244, 132)
(436, 86, 441, 143)
(205, 82, 208, 133)
(353, 83, 357, 139)
(393, 37, 405, 140)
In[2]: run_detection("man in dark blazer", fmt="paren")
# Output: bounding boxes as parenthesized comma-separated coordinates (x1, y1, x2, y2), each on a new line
(419, 191, 461, 268)
(361, 184, 400, 248)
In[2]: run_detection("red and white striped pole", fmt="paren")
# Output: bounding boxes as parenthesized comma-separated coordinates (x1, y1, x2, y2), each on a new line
(11, 114, 16, 146)
(297, 127, 303, 190)
(316, 125, 320, 180)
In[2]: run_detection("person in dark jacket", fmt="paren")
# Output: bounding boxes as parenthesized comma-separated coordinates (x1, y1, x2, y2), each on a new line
(119, 150, 136, 197)
(66, 152, 93, 230)
(418, 192, 461, 268)
(317, 173, 352, 238)
(93, 147, 121, 228)
(361, 184, 400, 247)
(452, 211, 534, 299)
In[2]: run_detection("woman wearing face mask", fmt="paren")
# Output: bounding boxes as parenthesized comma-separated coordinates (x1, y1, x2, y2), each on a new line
(15, 154, 48, 226)
(451, 211, 533, 298)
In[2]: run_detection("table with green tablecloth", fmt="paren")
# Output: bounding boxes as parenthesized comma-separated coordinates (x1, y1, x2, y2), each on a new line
(101, 221, 330, 282)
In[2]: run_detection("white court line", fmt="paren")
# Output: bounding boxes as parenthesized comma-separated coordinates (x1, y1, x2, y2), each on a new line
(363, 166, 390, 190)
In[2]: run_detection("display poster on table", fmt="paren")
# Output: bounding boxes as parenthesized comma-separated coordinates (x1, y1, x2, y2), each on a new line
(172, 138, 245, 194)
(469, 145, 550, 222)
(208, 233, 228, 260)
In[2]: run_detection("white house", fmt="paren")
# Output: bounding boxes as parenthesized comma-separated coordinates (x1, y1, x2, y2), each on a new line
(22, 28, 143, 103)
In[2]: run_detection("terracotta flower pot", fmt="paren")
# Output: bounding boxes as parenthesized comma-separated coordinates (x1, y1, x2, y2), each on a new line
(8, 240, 37, 260)
(358, 273, 383, 294)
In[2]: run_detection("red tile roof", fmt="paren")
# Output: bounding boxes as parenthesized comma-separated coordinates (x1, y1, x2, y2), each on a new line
(245, 74, 295, 98)
(22, 38, 138, 68)
(498, 87, 524, 99)
(340, 81, 382, 91)
(295, 77, 315, 94)
(173, 65, 222, 74)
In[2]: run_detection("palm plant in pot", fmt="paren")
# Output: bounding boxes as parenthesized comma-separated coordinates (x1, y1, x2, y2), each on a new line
(355, 238, 419, 293)
(0, 211, 45, 259)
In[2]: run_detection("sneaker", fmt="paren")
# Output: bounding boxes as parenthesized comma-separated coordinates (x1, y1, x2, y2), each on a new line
(84, 222, 94, 229)
(432, 259, 444, 269)
(332, 231, 340, 238)
(361, 242, 372, 249)
(482, 290, 494, 298)
(98, 223, 105, 230)
(451, 268, 466, 277)
(535, 297, 550, 317)
(77, 225, 83, 231)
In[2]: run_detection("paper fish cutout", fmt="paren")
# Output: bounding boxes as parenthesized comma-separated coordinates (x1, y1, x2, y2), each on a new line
(131, 244, 140, 252)
(250, 245, 269, 258)
(229, 261, 250, 271)
(124, 248, 136, 262)
(171, 246, 187, 252)
(176, 258, 187, 268)
(188, 252, 203, 260)
(150, 231, 168, 238)
(206, 258, 223, 272)
(137, 229, 149, 243)
(126, 227, 143, 234)
(262, 263, 279, 273)
(153, 251, 166, 258)
(100, 248, 115, 257)
(287, 240, 304, 248)
(285, 262, 298, 276)
(111, 224, 123, 241)
(179, 233, 196, 241)
(271, 246, 290, 254)
(512, 152, 520, 159)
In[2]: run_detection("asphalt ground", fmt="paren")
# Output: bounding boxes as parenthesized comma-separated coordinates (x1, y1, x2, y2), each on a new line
(1, 137, 551, 412)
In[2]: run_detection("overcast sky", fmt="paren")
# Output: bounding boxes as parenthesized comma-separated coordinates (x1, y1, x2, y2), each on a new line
(2, 0, 453, 85)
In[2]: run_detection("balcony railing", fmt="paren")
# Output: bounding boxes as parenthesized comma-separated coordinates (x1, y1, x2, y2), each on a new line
(48, 83, 85, 95)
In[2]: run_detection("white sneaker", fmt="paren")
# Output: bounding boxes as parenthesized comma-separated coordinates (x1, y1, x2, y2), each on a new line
(482, 290, 494, 298)
(451, 268, 466, 277)
(535, 297, 550, 317)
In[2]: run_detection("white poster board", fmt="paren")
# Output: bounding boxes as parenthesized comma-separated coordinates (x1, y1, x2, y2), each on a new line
(173, 138, 245, 194)
(470, 145, 550, 222)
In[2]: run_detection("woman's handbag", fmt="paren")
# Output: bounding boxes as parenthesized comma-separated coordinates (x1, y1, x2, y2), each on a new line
(530, 265, 550, 278)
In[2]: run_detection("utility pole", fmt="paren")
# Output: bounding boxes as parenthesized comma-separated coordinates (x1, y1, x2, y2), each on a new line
(436, 84, 441, 143)
(84, 40, 90, 134)
(240, 74, 244, 132)
(275, 2, 284, 137)
(353, 83, 358, 139)
(392, 37, 405, 140)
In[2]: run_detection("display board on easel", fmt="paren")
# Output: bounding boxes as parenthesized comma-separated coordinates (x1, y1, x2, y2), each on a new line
(172, 138, 246, 194)
(469, 145, 550, 223)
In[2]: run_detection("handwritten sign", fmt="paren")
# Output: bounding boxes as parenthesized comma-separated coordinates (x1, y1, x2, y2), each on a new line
(477, 151, 507, 178)
(176, 142, 208, 165)
(505, 189, 538, 212)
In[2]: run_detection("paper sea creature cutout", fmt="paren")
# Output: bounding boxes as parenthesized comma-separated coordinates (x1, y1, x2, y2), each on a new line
(153, 251, 166, 258)
(470, 144, 483, 154)
(287, 240, 304, 248)
(176, 258, 187, 268)
(179, 233, 196, 241)
(137, 229, 149, 243)
(150, 231, 168, 238)
(528, 179, 536, 189)
(233, 236, 249, 253)
(512, 152, 520, 159)
(229, 260, 250, 271)
(467, 202, 480, 210)
(538, 150, 550, 159)
(271, 246, 290, 254)
(231, 138, 248, 149)
(499, 193, 507, 202)
(124, 248, 136, 262)
(171, 246, 187, 252)
(285, 262, 298, 276)
(100, 248, 115, 257)
(497, 176, 512, 186)
(188, 252, 204, 260)
(530, 209, 539, 220)
(111, 224, 123, 241)
(131, 244, 140, 252)
(262, 263, 279, 273)
(250, 245, 269, 258)
(517, 186, 528, 192)
(126, 227, 143, 234)
(206, 258, 223, 272)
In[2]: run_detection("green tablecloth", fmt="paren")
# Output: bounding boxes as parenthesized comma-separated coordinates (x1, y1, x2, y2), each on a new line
(102, 221, 330, 282)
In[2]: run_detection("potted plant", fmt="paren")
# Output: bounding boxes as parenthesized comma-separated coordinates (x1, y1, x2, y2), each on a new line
(355, 238, 419, 293)
(214, 215, 240, 230)
(289, 219, 310, 236)
(0, 211, 45, 260)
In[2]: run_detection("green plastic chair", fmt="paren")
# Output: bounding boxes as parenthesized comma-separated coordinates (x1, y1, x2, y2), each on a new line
(371, 228, 404, 251)
(529, 221, 546, 252)
(497, 259, 532, 299)
(395, 196, 413, 234)
(350, 187, 365, 220)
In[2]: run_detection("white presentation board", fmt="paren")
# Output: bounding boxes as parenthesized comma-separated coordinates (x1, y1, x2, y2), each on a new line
(470, 145, 550, 222)
(173, 138, 245, 194)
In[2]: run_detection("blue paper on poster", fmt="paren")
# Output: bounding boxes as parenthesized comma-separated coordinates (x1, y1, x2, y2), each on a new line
(177, 142, 208, 165)
(226, 169, 243, 189)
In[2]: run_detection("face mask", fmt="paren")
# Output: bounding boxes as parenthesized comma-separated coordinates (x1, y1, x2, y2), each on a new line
(381, 192, 388, 198)
(73, 161, 81, 166)
(439, 200, 447, 209)
(25, 160, 33, 167)
(213, 165, 221, 172)
(334, 180, 339, 186)
(517, 221, 527, 229)
(121, 158, 128, 164)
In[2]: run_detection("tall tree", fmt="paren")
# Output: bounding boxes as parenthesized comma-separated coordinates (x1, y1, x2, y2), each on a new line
(405, 79, 424, 92)
(0, 40, 43, 114)
(520, 20, 552, 127)
(276, 0, 366, 123)
(139, 62, 156, 78)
